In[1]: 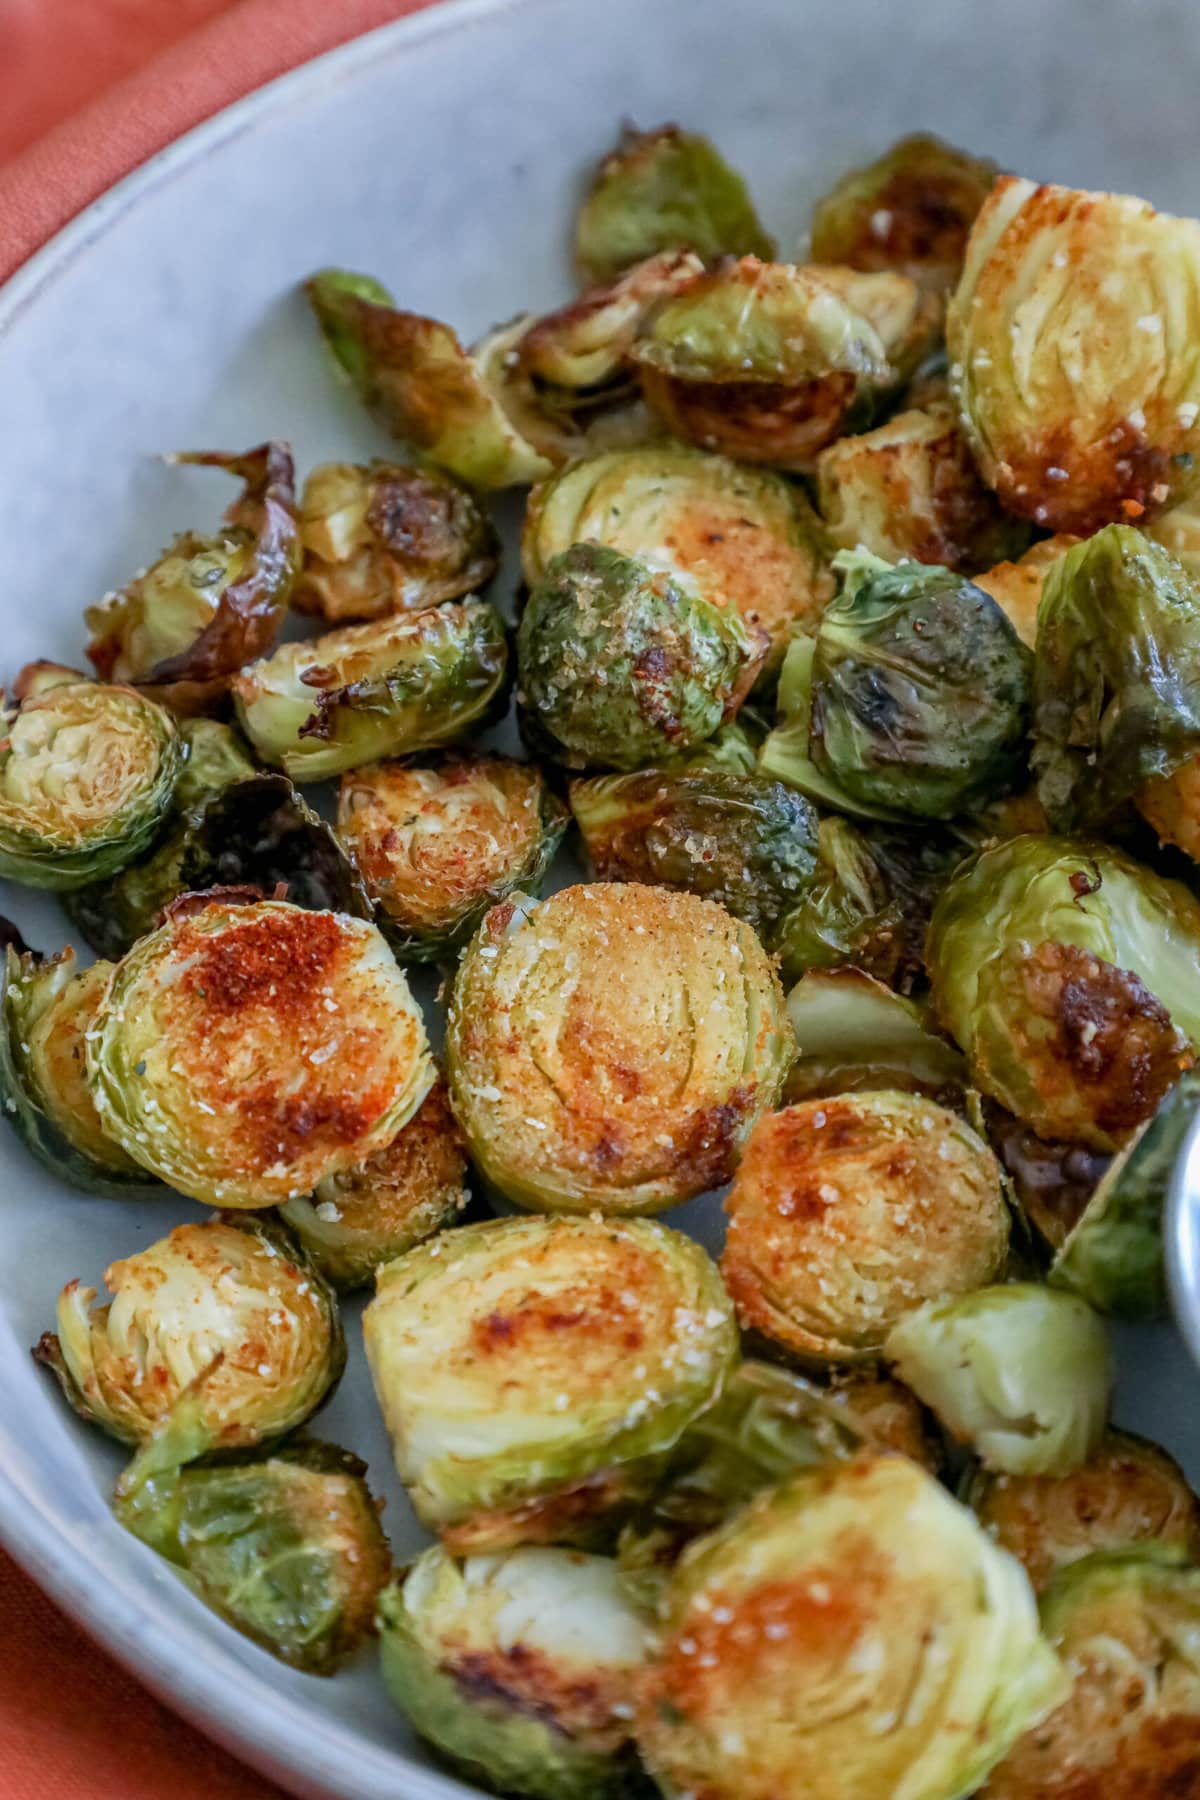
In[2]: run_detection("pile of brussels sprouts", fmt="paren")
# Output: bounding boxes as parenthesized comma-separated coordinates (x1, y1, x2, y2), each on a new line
(8, 116, 1200, 1798)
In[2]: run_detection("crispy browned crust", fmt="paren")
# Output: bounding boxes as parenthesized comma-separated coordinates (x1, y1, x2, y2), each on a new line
(825, 1368, 944, 1475)
(638, 363, 858, 469)
(986, 1698, 1200, 1797)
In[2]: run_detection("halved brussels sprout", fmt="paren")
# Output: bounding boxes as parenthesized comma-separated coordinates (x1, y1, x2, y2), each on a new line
(517, 543, 766, 771)
(446, 883, 792, 1215)
(758, 632, 907, 822)
(973, 534, 1080, 648)
(279, 1080, 468, 1290)
(985, 1549, 1200, 1797)
(35, 1215, 344, 1447)
(721, 1090, 1009, 1364)
(770, 815, 905, 982)
(362, 1213, 737, 1545)
(88, 897, 433, 1207)
(575, 122, 774, 284)
(783, 965, 967, 1103)
(636, 1456, 1066, 1800)
(569, 768, 817, 934)
(294, 460, 498, 622)
(886, 1284, 1112, 1476)
(825, 1367, 944, 1473)
(927, 834, 1200, 1149)
(379, 1544, 649, 1800)
(0, 676, 181, 890)
(949, 177, 1200, 533)
(810, 131, 998, 293)
(85, 444, 300, 714)
(522, 445, 833, 668)
(233, 598, 508, 782)
(337, 754, 567, 960)
(964, 1429, 1200, 1593)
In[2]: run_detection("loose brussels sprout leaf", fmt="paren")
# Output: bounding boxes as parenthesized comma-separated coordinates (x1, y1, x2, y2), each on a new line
(783, 965, 966, 1102)
(447, 883, 792, 1215)
(964, 1428, 1200, 1593)
(886, 1284, 1112, 1476)
(721, 1091, 1009, 1364)
(88, 897, 433, 1206)
(0, 678, 181, 890)
(522, 445, 833, 670)
(771, 815, 906, 983)
(816, 405, 1029, 570)
(810, 549, 1032, 820)
(949, 177, 1200, 533)
(758, 634, 908, 822)
(35, 1215, 344, 1447)
(575, 122, 775, 284)
(569, 767, 817, 934)
(362, 1213, 737, 1542)
(670, 715, 763, 776)
(279, 1079, 468, 1290)
(973, 533, 1080, 648)
(986, 1549, 1200, 1797)
(115, 1393, 389, 1674)
(233, 598, 509, 782)
(810, 132, 998, 294)
(811, 262, 944, 390)
(927, 834, 1200, 1149)
(378, 1544, 649, 1800)
(337, 754, 567, 960)
(517, 543, 766, 771)
(294, 460, 499, 623)
(636, 1457, 1067, 1800)
(85, 444, 300, 714)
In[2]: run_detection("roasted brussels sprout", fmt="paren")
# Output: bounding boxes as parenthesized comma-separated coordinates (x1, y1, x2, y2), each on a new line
(517, 543, 766, 772)
(927, 834, 1200, 1149)
(782, 965, 966, 1102)
(758, 633, 906, 822)
(721, 1091, 1010, 1364)
(522, 445, 833, 668)
(446, 883, 792, 1215)
(294, 460, 498, 622)
(279, 1080, 468, 1290)
(378, 1544, 649, 1800)
(949, 177, 1200, 534)
(87, 897, 433, 1207)
(810, 131, 998, 294)
(964, 1429, 1200, 1592)
(985, 1549, 1200, 1797)
(984, 1106, 1112, 1257)
(233, 598, 508, 782)
(569, 767, 817, 934)
(973, 534, 1080, 648)
(35, 1215, 344, 1447)
(336, 754, 567, 960)
(85, 444, 299, 714)
(175, 716, 258, 802)
(1147, 489, 1200, 579)
(824, 1366, 944, 1473)
(770, 815, 905, 980)
(0, 675, 181, 890)
(886, 1284, 1112, 1476)
(363, 1213, 737, 1546)
(636, 1456, 1066, 1800)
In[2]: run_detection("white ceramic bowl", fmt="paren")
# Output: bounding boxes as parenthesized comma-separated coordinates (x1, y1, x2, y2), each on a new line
(3, 1, 1200, 1794)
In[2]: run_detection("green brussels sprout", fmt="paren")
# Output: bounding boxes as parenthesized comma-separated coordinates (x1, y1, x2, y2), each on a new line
(0, 675, 181, 890)
(294, 459, 499, 623)
(949, 177, 1200, 534)
(985, 1549, 1200, 1797)
(446, 883, 792, 1216)
(721, 1091, 1010, 1364)
(85, 443, 300, 715)
(517, 543, 766, 772)
(522, 444, 833, 670)
(114, 1388, 389, 1674)
(770, 814, 906, 981)
(886, 1284, 1112, 1476)
(0, 945, 156, 1196)
(336, 754, 567, 960)
(88, 896, 433, 1207)
(758, 633, 907, 821)
(671, 715, 763, 776)
(362, 1213, 737, 1548)
(378, 1543, 649, 1800)
(963, 1428, 1200, 1593)
(175, 717, 257, 803)
(973, 534, 1081, 649)
(575, 121, 775, 284)
(279, 1079, 468, 1290)
(35, 1215, 344, 1448)
(568, 767, 818, 934)
(810, 131, 998, 294)
(233, 598, 508, 782)
(782, 965, 967, 1103)
(926, 834, 1200, 1149)
(808, 549, 1032, 820)
(636, 1456, 1067, 1800)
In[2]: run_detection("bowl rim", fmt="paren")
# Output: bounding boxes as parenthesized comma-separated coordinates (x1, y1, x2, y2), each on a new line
(1166, 1106, 1200, 1375)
